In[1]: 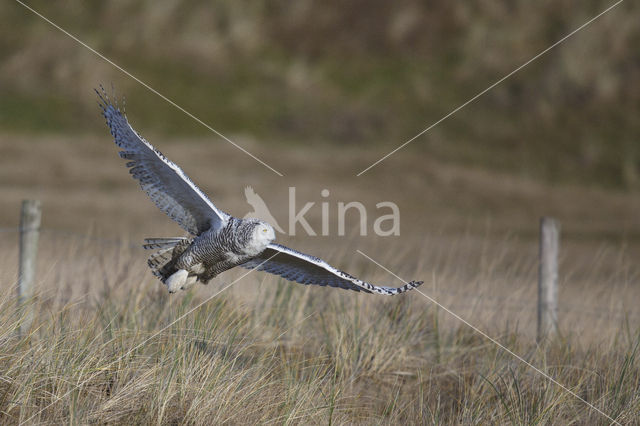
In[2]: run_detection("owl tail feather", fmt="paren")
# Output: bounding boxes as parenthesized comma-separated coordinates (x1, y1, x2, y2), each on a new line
(143, 237, 191, 282)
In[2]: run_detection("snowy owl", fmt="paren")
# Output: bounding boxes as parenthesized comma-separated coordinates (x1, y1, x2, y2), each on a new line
(97, 88, 423, 295)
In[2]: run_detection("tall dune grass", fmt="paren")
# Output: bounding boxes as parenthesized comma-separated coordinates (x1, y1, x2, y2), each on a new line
(0, 231, 638, 424)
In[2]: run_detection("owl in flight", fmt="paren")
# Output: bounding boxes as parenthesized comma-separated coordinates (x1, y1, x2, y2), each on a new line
(97, 87, 423, 295)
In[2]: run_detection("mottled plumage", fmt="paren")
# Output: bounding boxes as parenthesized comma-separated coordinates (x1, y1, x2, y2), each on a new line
(97, 87, 423, 295)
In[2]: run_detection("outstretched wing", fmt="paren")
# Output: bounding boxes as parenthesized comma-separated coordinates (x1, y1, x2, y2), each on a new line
(241, 243, 423, 295)
(97, 87, 230, 235)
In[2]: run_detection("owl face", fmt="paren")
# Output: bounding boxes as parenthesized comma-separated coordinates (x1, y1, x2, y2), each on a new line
(249, 220, 276, 252)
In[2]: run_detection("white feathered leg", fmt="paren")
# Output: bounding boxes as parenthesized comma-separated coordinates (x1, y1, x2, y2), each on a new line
(181, 275, 198, 291)
(165, 269, 188, 293)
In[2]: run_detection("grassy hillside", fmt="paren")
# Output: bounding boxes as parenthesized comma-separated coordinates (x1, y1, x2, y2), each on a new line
(1, 0, 639, 186)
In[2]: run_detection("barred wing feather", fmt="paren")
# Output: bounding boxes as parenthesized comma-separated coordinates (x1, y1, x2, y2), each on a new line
(241, 243, 423, 295)
(97, 88, 230, 235)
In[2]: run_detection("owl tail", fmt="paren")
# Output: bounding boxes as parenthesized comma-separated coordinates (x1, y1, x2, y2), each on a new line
(143, 237, 191, 282)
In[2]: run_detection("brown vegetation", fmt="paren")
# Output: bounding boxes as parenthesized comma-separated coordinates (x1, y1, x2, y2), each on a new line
(1, 1, 639, 185)
(0, 134, 639, 423)
(0, 222, 638, 423)
(1, 1, 639, 423)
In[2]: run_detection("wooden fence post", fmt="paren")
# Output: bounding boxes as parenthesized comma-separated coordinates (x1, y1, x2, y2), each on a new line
(18, 199, 41, 336)
(537, 217, 559, 343)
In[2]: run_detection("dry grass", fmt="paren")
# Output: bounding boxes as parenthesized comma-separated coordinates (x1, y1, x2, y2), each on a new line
(0, 224, 638, 424)
(1, 135, 640, 423)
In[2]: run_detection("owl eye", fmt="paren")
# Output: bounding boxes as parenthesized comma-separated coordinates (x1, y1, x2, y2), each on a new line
(262, 228, 268, 233)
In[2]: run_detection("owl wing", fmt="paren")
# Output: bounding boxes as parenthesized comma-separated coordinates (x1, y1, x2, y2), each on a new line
(97, 87, 230, 235)
(241, 243, 423, 295)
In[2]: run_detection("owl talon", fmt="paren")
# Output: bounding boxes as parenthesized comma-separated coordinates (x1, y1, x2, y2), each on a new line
(165, 269, 188, 293)
(180, 275, 198, 291)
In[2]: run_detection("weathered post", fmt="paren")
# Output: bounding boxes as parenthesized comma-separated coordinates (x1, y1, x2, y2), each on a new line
(18, 200, 41, 336)
(537, 217, 559, 343)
